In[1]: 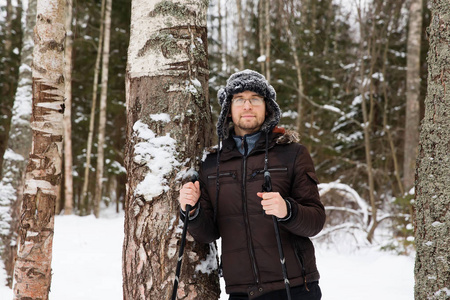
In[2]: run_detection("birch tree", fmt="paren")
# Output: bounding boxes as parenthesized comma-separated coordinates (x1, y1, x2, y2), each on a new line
(93, 0, 112, 217)
(122, 0, 219, 299)
(63, 0, 74, 214)
(0, 0, 36, 287)
(13, 0, 65, 298)
(403, 0, 423, 193)
(414, 1, 450, 298)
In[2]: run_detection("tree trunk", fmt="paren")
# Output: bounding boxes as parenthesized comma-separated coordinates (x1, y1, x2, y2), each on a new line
(13, 0, 65, 298)
(282, 2, 305, 134)
(0, 0, 22, 177)
(63, 0, 74, 215)
(414, 1, 450, 298)
(236, 0, 245, 70)
(356, 3, 378, 243)
(80, 0, 106, 215)
(0, 0, 36, 288)
(94, 0, 112, 218)
(264, 0, 271, 82)
(122, 0, 219, 299)
(258, 0, 265, 74)
(381, 42, 404, 196)
(403, 0, 423, 193)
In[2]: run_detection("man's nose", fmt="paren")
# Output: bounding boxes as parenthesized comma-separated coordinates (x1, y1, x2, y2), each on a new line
(243, 100, 253, 109)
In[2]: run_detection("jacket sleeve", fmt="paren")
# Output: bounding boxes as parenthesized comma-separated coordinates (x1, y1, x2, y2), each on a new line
(279, 145, 326, 237)
(182, 171, 220, 244)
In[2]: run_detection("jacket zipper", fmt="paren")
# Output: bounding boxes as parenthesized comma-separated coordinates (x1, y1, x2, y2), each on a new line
(242, 156, 260, 285)
(249, 167, 288, 179)
(207, 172, 236, 180)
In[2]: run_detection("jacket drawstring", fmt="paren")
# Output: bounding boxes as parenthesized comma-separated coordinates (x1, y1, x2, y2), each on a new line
(214, 138, 222, 223)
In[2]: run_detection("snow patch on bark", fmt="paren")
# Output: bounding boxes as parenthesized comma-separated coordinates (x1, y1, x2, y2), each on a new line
(132, 120, 181, 201)
(195, 242, 218, 275)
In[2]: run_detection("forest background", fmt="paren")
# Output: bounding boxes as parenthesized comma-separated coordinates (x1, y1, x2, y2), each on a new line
(0, 0, 435, 296)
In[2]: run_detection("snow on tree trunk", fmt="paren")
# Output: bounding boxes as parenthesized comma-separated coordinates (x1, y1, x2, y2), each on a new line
(404, 0, 423, 193)
(13, 0, 65, 298)
(414, 1, 450, 299)
(94, 0, 112, 218)
(122, 0, 219, 299)
(0, 0, 36, 287)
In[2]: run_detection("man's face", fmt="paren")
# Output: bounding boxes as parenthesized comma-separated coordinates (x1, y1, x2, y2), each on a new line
(230, 91, 266, 136)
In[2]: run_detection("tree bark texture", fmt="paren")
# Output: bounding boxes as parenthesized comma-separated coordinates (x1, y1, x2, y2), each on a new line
(13, 0, 65, 299)
(0, 0, 36, 287)
(414, 1, 450, 299)
(404, 0, 423, 193)
(94, 0, 112, 217)
(123, 0, 219, 299)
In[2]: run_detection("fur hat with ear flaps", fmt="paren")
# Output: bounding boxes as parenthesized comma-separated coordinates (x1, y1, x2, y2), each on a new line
(217, 69, 281, 139)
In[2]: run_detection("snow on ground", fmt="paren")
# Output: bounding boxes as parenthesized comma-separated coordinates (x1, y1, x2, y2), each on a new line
(0, 212, 414, 299)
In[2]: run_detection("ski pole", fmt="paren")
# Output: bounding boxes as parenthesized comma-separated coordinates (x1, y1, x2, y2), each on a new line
(264, 171, 292, 300)
(171, 174, 197, 300)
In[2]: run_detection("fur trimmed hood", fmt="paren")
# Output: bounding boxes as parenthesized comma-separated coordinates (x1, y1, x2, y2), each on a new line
(217, 70, 281, 139)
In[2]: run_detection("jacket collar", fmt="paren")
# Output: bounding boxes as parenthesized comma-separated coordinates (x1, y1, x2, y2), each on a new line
(219, 127, 285, 162)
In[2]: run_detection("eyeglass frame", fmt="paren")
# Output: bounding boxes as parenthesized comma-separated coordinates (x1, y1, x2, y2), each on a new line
(231, 96, 265, 107)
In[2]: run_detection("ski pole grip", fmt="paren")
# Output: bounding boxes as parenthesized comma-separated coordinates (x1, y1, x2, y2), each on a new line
(185, 172, 198, 213)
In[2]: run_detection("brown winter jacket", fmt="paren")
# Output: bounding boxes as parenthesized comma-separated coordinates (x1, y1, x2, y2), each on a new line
(187, 127, 326, 299)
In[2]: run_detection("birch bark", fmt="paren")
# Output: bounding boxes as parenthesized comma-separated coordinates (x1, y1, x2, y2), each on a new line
(123, 0, 219, 299)
(63, 0, 74, 214)
(404, 0, 423, 192)
(13, 0, 65, 298)
(0, 0, 36, 288)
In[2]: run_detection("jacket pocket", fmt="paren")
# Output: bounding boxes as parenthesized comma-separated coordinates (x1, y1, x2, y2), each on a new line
(207, 171, 237, 184)
(306, 171, 319, 185)
(248, 167, 288, 181)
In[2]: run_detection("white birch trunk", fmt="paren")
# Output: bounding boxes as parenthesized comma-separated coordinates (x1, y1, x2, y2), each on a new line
(403, 0, 423, 192)
(63, 0, 74, 215)
(0, 0, 36, 287)
(13, 0, 65, 298)
(123, 0, 219, 298)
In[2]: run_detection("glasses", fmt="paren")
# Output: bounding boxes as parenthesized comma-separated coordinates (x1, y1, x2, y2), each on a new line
(231, 97, 265, 107)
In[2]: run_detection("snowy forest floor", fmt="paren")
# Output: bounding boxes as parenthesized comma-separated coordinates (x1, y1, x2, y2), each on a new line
(0, 209, 414, 299)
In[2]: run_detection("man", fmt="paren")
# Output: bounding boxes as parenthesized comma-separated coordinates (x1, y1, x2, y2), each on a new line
(179, 70, 325, 300)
